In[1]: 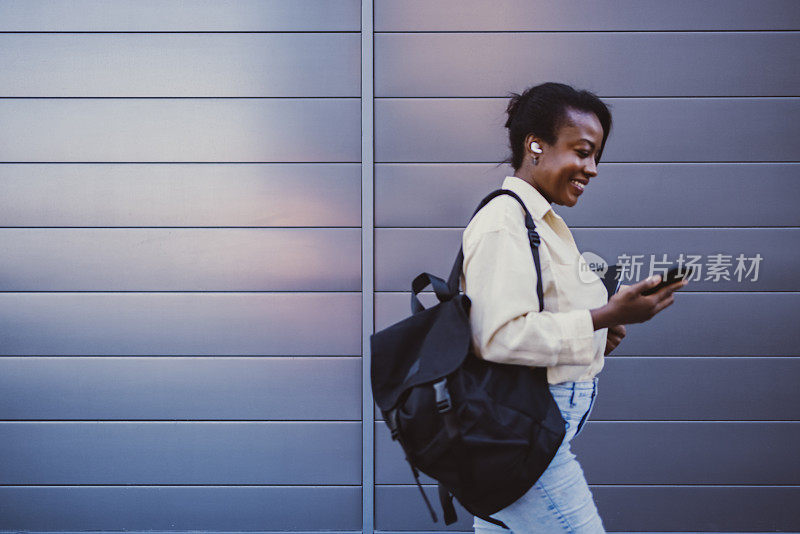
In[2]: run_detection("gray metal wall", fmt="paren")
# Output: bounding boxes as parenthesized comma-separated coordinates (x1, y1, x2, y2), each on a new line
(0, 1, 798, 533)
(372, 1, 800, 532)
(0, 1, 363, 531)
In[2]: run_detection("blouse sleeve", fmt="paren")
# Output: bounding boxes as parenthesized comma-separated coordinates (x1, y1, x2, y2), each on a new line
(463, 225, 596, 367)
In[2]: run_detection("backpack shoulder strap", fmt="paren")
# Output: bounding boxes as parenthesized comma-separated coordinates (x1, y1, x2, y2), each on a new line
(445, 188, 545, 312)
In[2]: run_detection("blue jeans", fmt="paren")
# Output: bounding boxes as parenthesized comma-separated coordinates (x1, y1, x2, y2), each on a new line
(473, 378, 605, 533)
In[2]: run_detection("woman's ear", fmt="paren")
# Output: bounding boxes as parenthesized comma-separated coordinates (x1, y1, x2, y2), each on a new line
(525, 134, 543, 155)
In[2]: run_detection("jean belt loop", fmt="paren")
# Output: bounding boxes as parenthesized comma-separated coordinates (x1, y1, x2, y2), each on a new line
(570, 382, 577, 407)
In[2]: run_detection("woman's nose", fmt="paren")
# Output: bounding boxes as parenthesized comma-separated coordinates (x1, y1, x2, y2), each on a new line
(584, 159, 598, 177)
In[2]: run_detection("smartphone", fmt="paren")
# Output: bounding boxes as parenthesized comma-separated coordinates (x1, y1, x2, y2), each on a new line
(641, 266, 696, 296)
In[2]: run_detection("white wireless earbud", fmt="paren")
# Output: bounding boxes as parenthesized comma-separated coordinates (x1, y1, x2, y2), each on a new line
(530, 141, 542, 154)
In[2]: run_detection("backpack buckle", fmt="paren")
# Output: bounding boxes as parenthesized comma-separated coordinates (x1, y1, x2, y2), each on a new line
(527, 228, 540, 247)
(433, 378, 452, 413)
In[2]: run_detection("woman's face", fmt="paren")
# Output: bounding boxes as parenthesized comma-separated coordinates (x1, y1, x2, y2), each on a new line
(529, 108, 604, 207)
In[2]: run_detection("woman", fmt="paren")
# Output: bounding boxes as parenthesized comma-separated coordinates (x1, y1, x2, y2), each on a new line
(464, 83, 688, 533)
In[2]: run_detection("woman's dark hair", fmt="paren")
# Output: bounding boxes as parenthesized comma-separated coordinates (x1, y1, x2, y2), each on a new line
(502, 82, 612, 171)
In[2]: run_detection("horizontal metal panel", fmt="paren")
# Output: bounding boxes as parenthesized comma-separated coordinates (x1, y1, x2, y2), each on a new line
(373, 357, 800, 421)
(0, 486, 361, 531)
(376, 422, 800, 484)
(376, 33, 799, 97)
(375, 0, 800, 31)
(0, 99, 360, 162)
(375, 98, 800, 163)
(0, 34, 359, 97)
(0, 0, 360, 31)
(0, 357, 360, 420)
(575, 423, 800, 484)
(0, 421, 359, 484)
(591, 357, 800, 420)
(375, 485, 800, 531)
(375, 228, 800, 292)
(0, 293, 361, 355)
(376, 163, 505, 228)
(375, 292, 800, 356)
(0, 163, 361, 227)
(375, 163, 800, 227)
(0, 229, 360, 291)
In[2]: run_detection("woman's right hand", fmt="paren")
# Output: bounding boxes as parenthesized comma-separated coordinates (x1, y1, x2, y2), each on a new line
(607, 275, 689, 325)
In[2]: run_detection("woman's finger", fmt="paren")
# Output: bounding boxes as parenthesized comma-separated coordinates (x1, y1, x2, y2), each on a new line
(655, 279, 689, 299)
(605, 335, 622, 355)
(654, 294, 675, 314)
(609, 324, 626, 338)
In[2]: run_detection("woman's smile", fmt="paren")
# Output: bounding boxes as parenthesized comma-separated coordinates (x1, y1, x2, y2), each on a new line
(569, 178, 586, 193)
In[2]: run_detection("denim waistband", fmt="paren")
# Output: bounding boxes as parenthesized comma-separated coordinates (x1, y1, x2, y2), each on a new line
(549, 377, 598, 391)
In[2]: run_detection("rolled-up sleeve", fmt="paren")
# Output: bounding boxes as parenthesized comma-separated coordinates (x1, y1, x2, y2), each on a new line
(463, 226, 596, 367)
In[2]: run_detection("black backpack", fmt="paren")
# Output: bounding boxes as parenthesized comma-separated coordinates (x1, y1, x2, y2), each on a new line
(370, 189, 567, 527)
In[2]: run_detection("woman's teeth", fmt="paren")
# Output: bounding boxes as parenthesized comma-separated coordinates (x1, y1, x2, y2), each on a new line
(570, 179, 585, 191)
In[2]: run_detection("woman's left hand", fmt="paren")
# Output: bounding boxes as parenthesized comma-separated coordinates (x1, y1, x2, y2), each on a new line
(604, 324, 626, 356)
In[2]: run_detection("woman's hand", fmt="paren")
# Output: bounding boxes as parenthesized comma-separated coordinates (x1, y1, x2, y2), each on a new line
(604, 324, 626, 355)
(591, 275, 689, 330)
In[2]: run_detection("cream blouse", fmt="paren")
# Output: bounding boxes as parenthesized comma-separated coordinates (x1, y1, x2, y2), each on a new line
(460, 176, 609, 384)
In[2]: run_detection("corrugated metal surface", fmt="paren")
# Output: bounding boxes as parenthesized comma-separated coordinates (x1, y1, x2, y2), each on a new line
(0, 99, 361, 162)
(375, 357, 800, 422)
(0, 357, 361, 420)
(0, 487, 362, 530)
(374, 98, 800, 162)
(376, 485, 800, 531)
(374, 0, 800, 31)
(376, 292, 800, 356)
(372, 0, 800, 532)
(0, 1, 363, 531)
(375, 33, 799, 97)
(375, 163, 800, 227)
(1, 0, 797, 532)
(0, 229, 361, 290)
(0, 34, 360, 97)
(377, 421, 800, 484)
(375, 228, 799, 291)
(0, 0, 361, 31)
(0, 163, 361, 227)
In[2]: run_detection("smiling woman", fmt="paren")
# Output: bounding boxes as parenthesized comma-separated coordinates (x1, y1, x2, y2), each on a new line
(464, 83, 689, 533)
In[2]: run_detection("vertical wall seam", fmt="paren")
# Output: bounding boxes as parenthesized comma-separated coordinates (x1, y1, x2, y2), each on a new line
(361, 1, 375, 533)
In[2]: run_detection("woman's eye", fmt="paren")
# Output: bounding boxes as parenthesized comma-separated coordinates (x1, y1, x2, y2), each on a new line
(577, 150, 590, 158)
